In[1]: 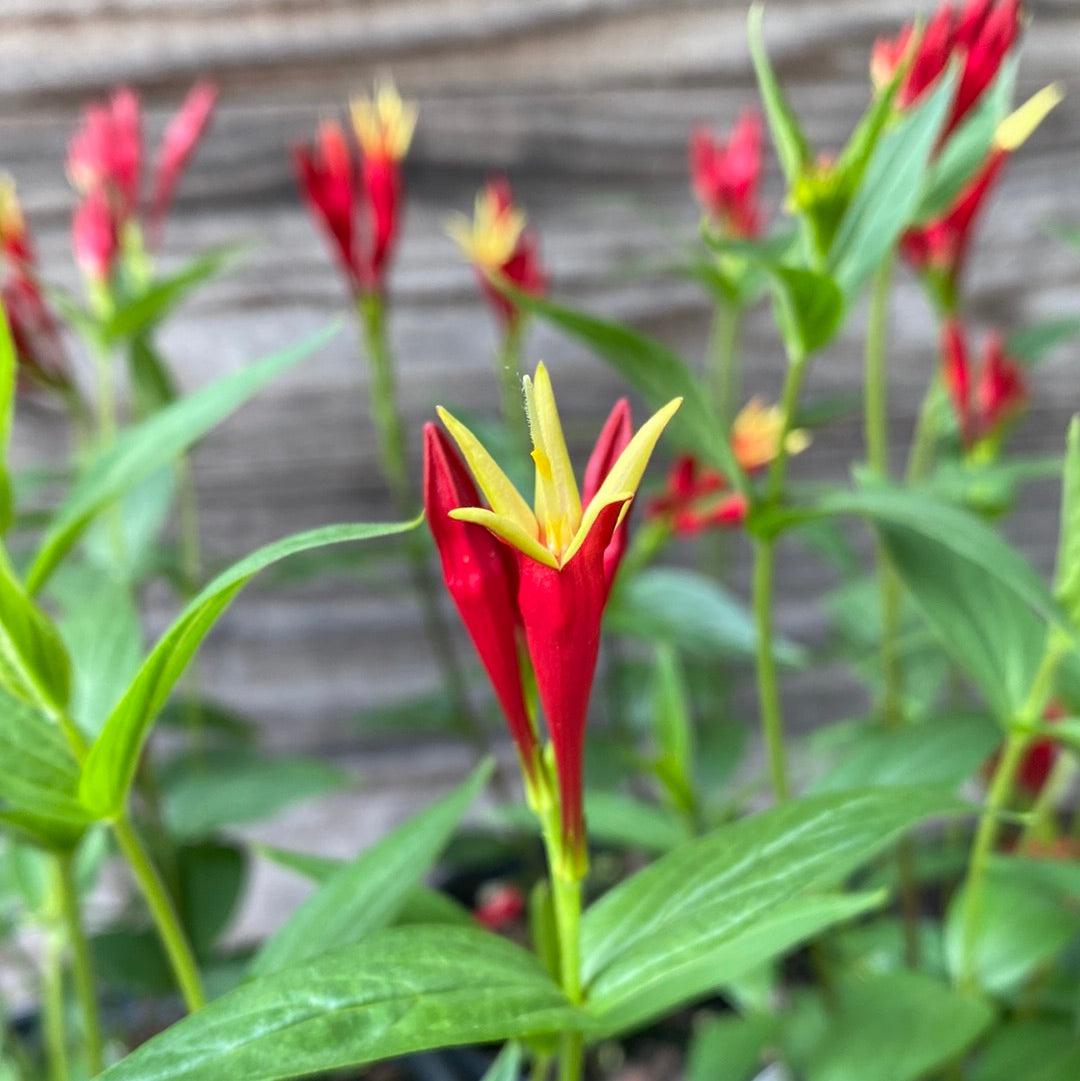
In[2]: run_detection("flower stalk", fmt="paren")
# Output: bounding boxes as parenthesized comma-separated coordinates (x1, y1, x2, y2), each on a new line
(55, 854, 103, 1075)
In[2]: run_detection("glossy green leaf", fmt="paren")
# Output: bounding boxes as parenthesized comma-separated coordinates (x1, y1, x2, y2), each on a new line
(581, 786, 961, 1034)
(747, 4, 810, 184)
(251, 761, 491, 976)
(813, 713, 999, 793)
(1007, 315, 1080, 366)
(0, 687, 90, 849)
(607, 567, 804, 665)
(687, 1013, 779, 1081)
(25, 324, 338, 595)
(971, 1020, 1080, 1081)
(0, 309, 15, 535)
(129, 335, 179, 415)
(0, 546, 71, 715)
(651, 645, 695, 814)
(79, 519, 417, 819)
(1054, 416, 1080, 628)
(505, 290, 744, 491)
(801, 970, 993, 1081)
(162, 751, 348, 840)
(96, 926, 586, 1081)
(946, 865, 1080, 994)
(584, 791, 692, 854)
(828, 65, 957, 295)
(176, 841, 249, 957)
(767, 265, 844, 363)
(916, 56, 1017, 222)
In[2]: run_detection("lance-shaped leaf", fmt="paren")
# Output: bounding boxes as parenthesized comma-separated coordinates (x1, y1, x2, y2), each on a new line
(95, 926, 587, 1081)
(250, 761, 491, 976)
(1053, 416, 1080, 629)
(79, 520, 418, 819)
(1006, 316, 1080, 367)
(747, 4, 810, 185)
(0, 309, 14, 534)
(25, 323, 338, 595)
(503, 288, 746, 495)
(481, 1043, 524, 1081)
(0, 687, 91, 850)
(580, 785, 962, 1035)
(827, 64, 958, 296)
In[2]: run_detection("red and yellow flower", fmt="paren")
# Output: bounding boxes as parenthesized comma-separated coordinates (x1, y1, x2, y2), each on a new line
(448, 176, 547, 327)
(294, 80, 417, 294)
(425, 364, 680, 869)
(689, 110, 764, 239)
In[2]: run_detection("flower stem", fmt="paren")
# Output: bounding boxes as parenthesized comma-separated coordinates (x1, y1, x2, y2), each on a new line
(752, 538, 790, 802)
(111, 814, 206, 1012)
(356, 292, 496, 770)
(707, 299, 741, 429)
(496, 318, 527, 447)
(959, 639, 1066, 990)
(55, 855, 103, 1075)
(551, 870, 584, 1081)
(41, 905, 69, 1081)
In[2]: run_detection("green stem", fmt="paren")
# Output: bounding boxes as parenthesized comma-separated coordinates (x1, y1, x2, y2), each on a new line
(496, 318, 527, 447)
(905, 376, 942, 485)
(111, 815, 205, 1012)
(356, 292, 498, 775)
(707, 299, 741, 429)
(55, 856, 103, 1075)
(530, 1051, 553, 1081)
(959, 640, 1066, 989)
(41, 908, 69, 1081)
(764, 359, 809, 504)
(551, 870, 584, 1081)
(752, 538, 790, 802)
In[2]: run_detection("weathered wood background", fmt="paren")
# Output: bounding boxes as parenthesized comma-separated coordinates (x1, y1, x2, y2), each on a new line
(2, 0, 1079, 939)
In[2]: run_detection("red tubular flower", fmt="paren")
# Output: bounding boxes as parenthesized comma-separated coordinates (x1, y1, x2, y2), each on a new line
(423, 423, 537, 778)
(984, 704, 1061, 795)
(150, 80, 218, 241)
(72, 189, 118, 283)
(295, 81, 416, 295)
(942, 318, 1026, 447)
(871, 0, 1022, 138)
(68, 87, 142, 222)
(435, 365, 680, 868)
(447, 176, 548, 327)
(689, 110, 763, 238)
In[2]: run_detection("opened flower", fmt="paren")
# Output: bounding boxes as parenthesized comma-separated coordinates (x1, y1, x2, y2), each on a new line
(689, 110, 764, 238)
(942, 318, 1026, 448)
(428, 364, 680, 866)
(448, 176, 547, 327)
(650, 398, 808, 534)
(901, 85, 1062, 307)
(872, 0, 1022, 139)
(295, 80, 417, 294)
(0, 177, 69, 387)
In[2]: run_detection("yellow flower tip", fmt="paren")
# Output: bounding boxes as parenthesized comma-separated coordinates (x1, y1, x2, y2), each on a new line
(731, 397, 797, 471)
(448, 185, 525, 270)
(995, 83, 1063, 153)
(0, 173, 23, 241)
(785, 428, 812, 456)
(350, 78, 417, 162)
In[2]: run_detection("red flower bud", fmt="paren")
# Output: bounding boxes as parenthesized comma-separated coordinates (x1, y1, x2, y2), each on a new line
(474, 882, 526, 931)
(689, 110, 764, 238)
(72, 189, 117, 282)
(151, 80, 218, 242)
(68, 87, 142, 223)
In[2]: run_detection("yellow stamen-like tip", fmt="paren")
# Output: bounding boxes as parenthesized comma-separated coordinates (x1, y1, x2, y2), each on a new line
(350, 78, 418, 161)
(446, 186, 525, 270)
(996, 83, 1063, 153)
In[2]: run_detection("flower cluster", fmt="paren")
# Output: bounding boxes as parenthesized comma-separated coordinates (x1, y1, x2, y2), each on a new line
(448, 176, 548, 327)
(649, 399, 809, 534)
(941, 318, 1026, 449)
(294, 81, 417, 295)
(0, 178, 69, 388)
(68, 82, 218, 282)
(689, 110, 764, 238)
(426, 364, 680, 867)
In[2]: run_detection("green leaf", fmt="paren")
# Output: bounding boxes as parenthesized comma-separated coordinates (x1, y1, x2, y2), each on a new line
(946, 865, 1080, 994)
(580, 786, 961, 1034)
(767, 265, 844, 363)
(162, 751, 348, 840)
(800, 970, 993, 1081)
(584, 791, 691, 854)
(101, 247, 239, 345)
(828, 65, 958, 295)
(79, 519, 417, 819)
(1054, 416, 1080, 628)
(971, 1019, 1080, 1081)
(505, 290, 744, 491)
(0, 309, 15, 535)
(0, 687, 90, 850)
(747, 4, 810, 184)
(607, 567, 805, 665)
(481, 1043, 524, 1081)
(812, 713, 1000, 793)
(650, 645, 695, 813)
(687, 1013, 779, 1081)
(0, 546, 71, 715)
(176, 841, 249, 957)
(250, 761, 491, 977)
(25, 324, 339, 595)
(129, 336, 179, 415)
(916, 56, 1017, 222)
(1007, 316, 1080, 366)
(96, 926, 586, 1081)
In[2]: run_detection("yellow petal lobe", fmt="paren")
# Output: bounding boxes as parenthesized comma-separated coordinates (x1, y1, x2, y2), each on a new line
(449, 507, 559, 569)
